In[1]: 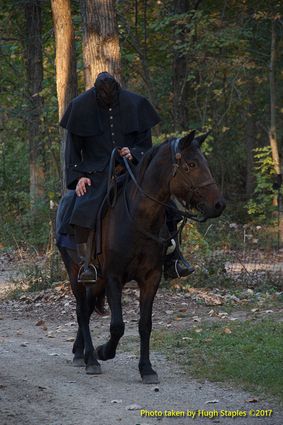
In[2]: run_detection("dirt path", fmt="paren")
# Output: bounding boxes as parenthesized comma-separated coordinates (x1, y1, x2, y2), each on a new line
(1, 284, 282, 425)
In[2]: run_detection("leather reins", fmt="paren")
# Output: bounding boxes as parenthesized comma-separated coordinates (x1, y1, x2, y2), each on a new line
(105, 139, 216, 245)
(121, 139, 217, 223)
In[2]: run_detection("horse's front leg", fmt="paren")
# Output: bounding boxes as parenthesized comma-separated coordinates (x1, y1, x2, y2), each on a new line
(138, 270, 161, 384)
(72, 326, 85, 367)
(96, 276, 124, 361)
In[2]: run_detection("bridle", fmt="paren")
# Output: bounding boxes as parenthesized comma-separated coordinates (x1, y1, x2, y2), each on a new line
(106, 140, 217, 244)
(123, 139, 216, 218)
(169, 138, 217, 213)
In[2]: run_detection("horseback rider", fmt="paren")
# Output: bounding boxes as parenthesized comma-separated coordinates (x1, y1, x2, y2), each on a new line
(59, 72, 194, 283)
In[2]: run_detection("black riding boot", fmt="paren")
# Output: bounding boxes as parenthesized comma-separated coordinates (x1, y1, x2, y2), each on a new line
(164, 202, 195, 279)
(76, 230, 97, 284)
(163, 238, 195, 279)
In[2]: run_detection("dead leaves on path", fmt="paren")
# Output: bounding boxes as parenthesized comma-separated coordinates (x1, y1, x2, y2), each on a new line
(186, 288, 224, 306)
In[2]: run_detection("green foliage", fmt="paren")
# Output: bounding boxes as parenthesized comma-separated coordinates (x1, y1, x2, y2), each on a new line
(246, 147, 277, 222)
(1, 0, 282, 249)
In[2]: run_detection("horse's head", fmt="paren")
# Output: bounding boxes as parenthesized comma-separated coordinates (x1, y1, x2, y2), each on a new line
(169, 131, 225, 221)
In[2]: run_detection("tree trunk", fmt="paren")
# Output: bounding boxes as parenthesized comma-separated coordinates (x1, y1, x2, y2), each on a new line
(24, 0, 44, 209)
(172, 1, 202, 130)
(172, 0, 190, 131)
(245, 81, 256, 197)
(269, 18, 282, 247)
(51, 0, 78, 192)
(80, 0, 121, 89)
(269, 19, 280, 175)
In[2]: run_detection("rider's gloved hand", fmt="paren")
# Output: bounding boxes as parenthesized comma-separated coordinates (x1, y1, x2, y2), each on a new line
(76, 177, 91, 197)
(119, 147, 133, 161)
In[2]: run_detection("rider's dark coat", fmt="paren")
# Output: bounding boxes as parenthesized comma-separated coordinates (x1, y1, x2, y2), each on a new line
(59, 87, 160, 230)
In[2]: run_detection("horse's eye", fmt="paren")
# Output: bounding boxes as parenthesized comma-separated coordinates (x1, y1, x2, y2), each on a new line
(188, 162, 196, 168)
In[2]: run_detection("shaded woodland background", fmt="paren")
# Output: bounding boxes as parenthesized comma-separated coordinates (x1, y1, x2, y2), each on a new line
(0, 0, 282, 253)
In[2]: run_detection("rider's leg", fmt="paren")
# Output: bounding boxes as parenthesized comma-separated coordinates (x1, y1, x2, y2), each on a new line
(74, 226, 97, 283)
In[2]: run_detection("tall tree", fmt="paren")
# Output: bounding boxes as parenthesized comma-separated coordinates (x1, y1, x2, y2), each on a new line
(51, 0, 78, 191)
(51, 0, 77, 121)
(24, 0, 44, 208)
(269, 18, 280, 176)
(80, 0, 121, 88)
(269, 17, 282, 244)
(172, 0, 191, 131)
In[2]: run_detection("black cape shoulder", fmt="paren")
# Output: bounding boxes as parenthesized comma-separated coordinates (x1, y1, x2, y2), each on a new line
(60, 88, 160, 136)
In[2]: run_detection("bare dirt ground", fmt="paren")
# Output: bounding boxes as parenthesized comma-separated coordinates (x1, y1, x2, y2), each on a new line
(0, 253, 282, 425)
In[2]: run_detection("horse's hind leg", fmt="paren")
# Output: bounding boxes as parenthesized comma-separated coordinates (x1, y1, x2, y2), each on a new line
(58, 247, 86, 367)
(138, 272, 160, 384)
(76, 288, 102, 375)
(96, 277, 124, 361)
(59, 246, 101, 374)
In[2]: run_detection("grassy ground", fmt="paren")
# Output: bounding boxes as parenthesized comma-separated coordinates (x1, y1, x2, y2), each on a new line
(152, 319, 283, 401)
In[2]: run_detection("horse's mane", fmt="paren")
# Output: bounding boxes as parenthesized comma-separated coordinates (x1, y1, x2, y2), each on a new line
(136, 139, 170, 184)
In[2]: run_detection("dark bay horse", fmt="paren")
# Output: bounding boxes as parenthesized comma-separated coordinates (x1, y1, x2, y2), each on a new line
(56, 131, 225, 384)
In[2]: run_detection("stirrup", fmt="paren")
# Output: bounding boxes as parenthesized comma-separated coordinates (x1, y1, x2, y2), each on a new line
(174, 259, 194, 278)
(164, 258, 195, 280)
(77, 264, 98, 283)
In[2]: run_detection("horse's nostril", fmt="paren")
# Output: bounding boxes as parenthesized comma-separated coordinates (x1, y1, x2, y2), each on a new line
(215, 201, 224, 210)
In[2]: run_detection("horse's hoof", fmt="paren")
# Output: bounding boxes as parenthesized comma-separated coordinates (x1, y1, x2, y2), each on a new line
(72, 357, 85, 367)
(96, 344, 115, 361)
(85, 364, 102, 375)
(142, 374, 159, 384)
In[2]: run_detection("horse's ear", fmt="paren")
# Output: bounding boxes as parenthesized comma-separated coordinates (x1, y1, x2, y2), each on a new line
(179, 130, 195, 150)
(195, 131, 210, 146)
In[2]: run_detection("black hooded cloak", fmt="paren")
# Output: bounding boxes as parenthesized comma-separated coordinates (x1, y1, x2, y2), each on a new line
(59, 87, 160, 231)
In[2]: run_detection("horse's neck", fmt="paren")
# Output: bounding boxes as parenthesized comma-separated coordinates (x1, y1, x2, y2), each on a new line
(128, 149, 171, 227)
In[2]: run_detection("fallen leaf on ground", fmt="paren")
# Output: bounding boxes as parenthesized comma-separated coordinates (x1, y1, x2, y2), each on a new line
(126, 404, 142, 410)
(218, 312, 229, 317)
(192, 316, 201, 322)
(187, 288, 224, 306)
(224, 327, 232, 334)
(246, 398, 258, 403)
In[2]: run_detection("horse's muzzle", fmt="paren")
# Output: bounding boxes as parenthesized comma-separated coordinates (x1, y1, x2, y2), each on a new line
(197, 196, 226, 219)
